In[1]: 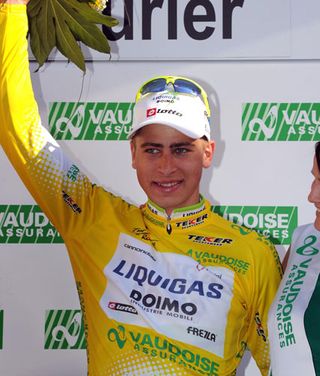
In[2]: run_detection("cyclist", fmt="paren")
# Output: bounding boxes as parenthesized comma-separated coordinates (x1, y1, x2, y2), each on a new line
(0, 1, 282, 375)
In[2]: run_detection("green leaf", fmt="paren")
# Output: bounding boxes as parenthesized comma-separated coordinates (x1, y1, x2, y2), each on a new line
(50, 1, 86, 71)
(64, 0, 119, 28)
(27, 0, 119, 72)
(57, 0, 111, 53)
(29, 16, 48, 66)
(37, 1, 56, 59)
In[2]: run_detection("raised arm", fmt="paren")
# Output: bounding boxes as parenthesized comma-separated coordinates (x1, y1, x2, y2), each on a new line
(0, 2, 96, 241)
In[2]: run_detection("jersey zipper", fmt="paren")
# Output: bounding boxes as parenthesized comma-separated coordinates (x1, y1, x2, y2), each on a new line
(166, 215, 172, 235)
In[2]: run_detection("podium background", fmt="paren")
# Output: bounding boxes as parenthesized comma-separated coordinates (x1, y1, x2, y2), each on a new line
(1, 0, 320, 374)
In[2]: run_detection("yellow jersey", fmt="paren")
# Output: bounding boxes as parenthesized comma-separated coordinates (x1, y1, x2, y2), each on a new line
(0, 5, 282, 375)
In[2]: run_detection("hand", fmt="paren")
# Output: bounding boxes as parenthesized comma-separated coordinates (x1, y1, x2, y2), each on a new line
(0, 0, 29, 4)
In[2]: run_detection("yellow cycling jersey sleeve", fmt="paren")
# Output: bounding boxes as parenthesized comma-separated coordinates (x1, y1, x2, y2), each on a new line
(0, 5, 282, 376)
(0, 3, 100, 241)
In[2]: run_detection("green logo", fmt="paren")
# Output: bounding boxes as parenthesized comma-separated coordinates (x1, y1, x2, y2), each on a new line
(107, 325, 127, 349)
(296, 235, 319, 256)
(0, 205, 62, 244)
(0, 310, 3, 350)
(45, 310, 86, 349)
(275, 258, 312, 348)
(242, 103, 320, 141)
(49, 102, 134, 140)
(212, 206, 298, 245)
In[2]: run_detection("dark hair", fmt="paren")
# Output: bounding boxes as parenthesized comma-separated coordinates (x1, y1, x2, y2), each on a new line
(316, 142, 320, 171)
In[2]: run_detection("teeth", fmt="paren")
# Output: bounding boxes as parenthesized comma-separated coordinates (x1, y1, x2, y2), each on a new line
(158, 182, 179, 187)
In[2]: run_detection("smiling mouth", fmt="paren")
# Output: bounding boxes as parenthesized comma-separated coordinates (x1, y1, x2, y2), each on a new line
(153, 181, 182, 190)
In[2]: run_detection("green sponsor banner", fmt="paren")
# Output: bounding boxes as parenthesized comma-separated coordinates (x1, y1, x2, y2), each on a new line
(49, 102, 134, 140)
(0, 205, 63, 244)
(45, 309, 86, 350)
(242, 103, 320, 141)
(0, 310, 3, 350)
(212, 206, 298, 245)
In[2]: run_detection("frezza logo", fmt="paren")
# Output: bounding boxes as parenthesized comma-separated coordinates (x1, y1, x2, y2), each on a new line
(49, 102, 134, 140)
(212, 206, 298, 245)
(187, 326, 217, 342)
(45, 310, 86, 349)
(242, 103, 320, 141)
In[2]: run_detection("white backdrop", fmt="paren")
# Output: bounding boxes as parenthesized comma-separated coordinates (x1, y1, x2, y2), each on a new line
(1, 0, 320, 374)
(0, 58, 318, 375)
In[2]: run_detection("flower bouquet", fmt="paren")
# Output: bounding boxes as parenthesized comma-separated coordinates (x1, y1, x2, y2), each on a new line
(26, 0, 118, 71)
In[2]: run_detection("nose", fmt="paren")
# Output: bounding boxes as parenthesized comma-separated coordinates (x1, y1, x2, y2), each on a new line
(157, 153, 177, 176)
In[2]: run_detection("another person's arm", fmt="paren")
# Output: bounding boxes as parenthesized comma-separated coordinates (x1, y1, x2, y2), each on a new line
(281, 246, 291, 271)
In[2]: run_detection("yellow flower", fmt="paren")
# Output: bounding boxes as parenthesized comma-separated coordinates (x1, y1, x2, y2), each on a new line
(89, 0, 108, 12)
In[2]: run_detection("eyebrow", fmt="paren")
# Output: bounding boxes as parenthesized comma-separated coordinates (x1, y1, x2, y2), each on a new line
(140, 142, 194, 149)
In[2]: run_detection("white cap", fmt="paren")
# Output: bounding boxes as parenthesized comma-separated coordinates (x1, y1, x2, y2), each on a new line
(129, 91, 211, 140)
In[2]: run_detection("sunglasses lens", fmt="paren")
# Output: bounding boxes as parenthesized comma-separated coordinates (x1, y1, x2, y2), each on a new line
(140, 78, 167, 96)
(174, 79, 201, 96)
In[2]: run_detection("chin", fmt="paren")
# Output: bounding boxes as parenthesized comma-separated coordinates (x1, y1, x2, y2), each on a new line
(314, 220, 320, 231)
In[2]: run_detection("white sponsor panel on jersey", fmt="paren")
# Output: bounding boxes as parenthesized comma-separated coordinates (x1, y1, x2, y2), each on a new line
(100, 233, 235, 357)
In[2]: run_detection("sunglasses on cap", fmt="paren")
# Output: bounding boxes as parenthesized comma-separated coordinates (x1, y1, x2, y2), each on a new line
(135, 76, 211, 117)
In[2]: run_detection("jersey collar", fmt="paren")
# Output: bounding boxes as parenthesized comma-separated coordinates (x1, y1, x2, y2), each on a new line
(142, 195, 212, 234)
(146, 195, 206, 220)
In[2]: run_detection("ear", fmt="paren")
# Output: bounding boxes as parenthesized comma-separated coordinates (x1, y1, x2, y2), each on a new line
(202, 140, 215, 169)
(130, 140, 137, 169)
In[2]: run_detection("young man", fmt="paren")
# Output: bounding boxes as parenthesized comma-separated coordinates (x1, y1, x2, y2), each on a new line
(0, 2, 282, 375)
